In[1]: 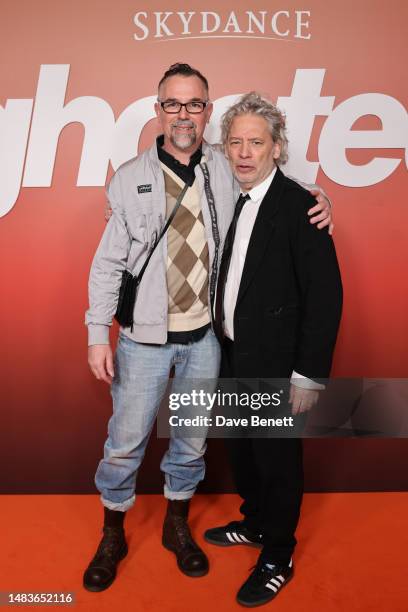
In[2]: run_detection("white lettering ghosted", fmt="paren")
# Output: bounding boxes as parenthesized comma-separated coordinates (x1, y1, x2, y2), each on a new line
(1, 65, 406, 218)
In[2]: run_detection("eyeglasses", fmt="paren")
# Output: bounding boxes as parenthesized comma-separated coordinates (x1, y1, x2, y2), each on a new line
(159, 100, 208, 114)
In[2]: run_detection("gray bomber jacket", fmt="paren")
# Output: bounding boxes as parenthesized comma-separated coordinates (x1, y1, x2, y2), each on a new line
(85, 142, 238, 346)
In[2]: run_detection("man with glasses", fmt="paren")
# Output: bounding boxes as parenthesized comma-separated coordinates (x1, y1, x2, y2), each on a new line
(84, 63, 332, 592)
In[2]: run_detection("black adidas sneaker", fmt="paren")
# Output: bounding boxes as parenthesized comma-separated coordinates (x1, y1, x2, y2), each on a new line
(236, 558, 294, 607)
(204, 520, 263, 547)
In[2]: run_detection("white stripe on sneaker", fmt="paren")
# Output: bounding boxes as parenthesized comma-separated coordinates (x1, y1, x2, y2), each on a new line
(226, 533, 235, 543)
(239, 535, 251, 543)
(271, 578, 282, 588)
(232, 532, 242, 543)
(276, 575, 285, 583)
(265, 583, 278, 592)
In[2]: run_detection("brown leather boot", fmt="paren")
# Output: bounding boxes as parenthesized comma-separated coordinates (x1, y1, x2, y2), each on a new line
(162, 499, 209, 577)
(83, 508, 128, 592)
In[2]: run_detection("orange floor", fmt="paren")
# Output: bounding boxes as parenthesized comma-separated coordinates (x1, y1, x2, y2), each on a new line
(1, 493, 407, 611)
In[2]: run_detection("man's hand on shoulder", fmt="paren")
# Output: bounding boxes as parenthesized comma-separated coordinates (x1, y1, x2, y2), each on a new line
(88, 344, 114, 384)
(307, 187, 334, 235)
(289, 384, 319, 415)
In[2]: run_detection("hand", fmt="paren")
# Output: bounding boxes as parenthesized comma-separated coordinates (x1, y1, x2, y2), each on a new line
(308, 188, 334, 235)
(289, 384, 320, 415)
(105, 204, 113, 222)
(88, 344, 114, 384)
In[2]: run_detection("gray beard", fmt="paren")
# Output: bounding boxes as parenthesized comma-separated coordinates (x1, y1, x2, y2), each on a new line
(170, 130, 197, 150)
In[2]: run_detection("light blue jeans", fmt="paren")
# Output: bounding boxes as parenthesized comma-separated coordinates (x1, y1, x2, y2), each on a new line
(95, 329, 220, 511)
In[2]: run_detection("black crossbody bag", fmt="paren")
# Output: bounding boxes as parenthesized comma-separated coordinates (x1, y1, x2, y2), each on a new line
(114, 182, 189, 329)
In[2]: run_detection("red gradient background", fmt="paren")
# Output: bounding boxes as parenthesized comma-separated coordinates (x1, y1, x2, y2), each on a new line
(1, 0, 407, 492)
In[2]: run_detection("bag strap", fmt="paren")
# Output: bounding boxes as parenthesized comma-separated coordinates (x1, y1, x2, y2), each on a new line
(135, 181, 189, 282)
(200, 162, 220, 310)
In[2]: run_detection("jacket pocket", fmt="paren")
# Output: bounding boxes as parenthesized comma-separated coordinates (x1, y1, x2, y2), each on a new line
(265, 304, 299, 318)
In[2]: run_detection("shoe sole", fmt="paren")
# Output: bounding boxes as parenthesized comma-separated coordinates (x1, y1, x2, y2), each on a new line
(236, 572, 294, 607)
(83, 544, 128, 593)
(204, 534, 262, 548)
(162, 540, 209, 578)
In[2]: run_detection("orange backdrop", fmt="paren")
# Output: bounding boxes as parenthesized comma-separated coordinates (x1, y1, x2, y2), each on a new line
(0, 0, 407, 492)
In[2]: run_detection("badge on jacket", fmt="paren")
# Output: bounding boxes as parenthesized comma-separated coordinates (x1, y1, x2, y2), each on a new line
(137, 184, 152, 194)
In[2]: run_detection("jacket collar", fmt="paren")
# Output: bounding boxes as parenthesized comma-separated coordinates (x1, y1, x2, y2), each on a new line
(236, 166, 286, 305)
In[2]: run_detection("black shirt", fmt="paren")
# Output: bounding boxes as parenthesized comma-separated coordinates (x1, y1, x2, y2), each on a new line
(156, 135, 202, 187)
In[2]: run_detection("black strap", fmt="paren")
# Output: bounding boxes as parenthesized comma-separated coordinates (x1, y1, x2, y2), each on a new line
(200, 162, 220, 312)
(131, 181, 189, 281)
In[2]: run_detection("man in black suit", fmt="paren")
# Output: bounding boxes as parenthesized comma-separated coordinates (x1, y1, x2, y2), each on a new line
(204, 93, 343, 607)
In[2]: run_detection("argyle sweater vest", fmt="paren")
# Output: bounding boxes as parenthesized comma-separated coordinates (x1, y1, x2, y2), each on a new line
(161, 163, 210, 332)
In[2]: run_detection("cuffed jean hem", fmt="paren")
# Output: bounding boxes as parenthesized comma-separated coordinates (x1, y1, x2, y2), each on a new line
(164, 485, 195, 501)
(101, 494, 135, 512)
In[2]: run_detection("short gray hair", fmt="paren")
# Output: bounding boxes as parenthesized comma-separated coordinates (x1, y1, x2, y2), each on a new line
(221, 92, 288, 165)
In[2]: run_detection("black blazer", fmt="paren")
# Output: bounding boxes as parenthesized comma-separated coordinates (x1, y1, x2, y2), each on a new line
(223, 167, 343, 380)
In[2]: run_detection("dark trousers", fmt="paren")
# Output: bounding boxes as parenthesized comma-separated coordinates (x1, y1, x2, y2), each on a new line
(221, 339, 304, 565)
